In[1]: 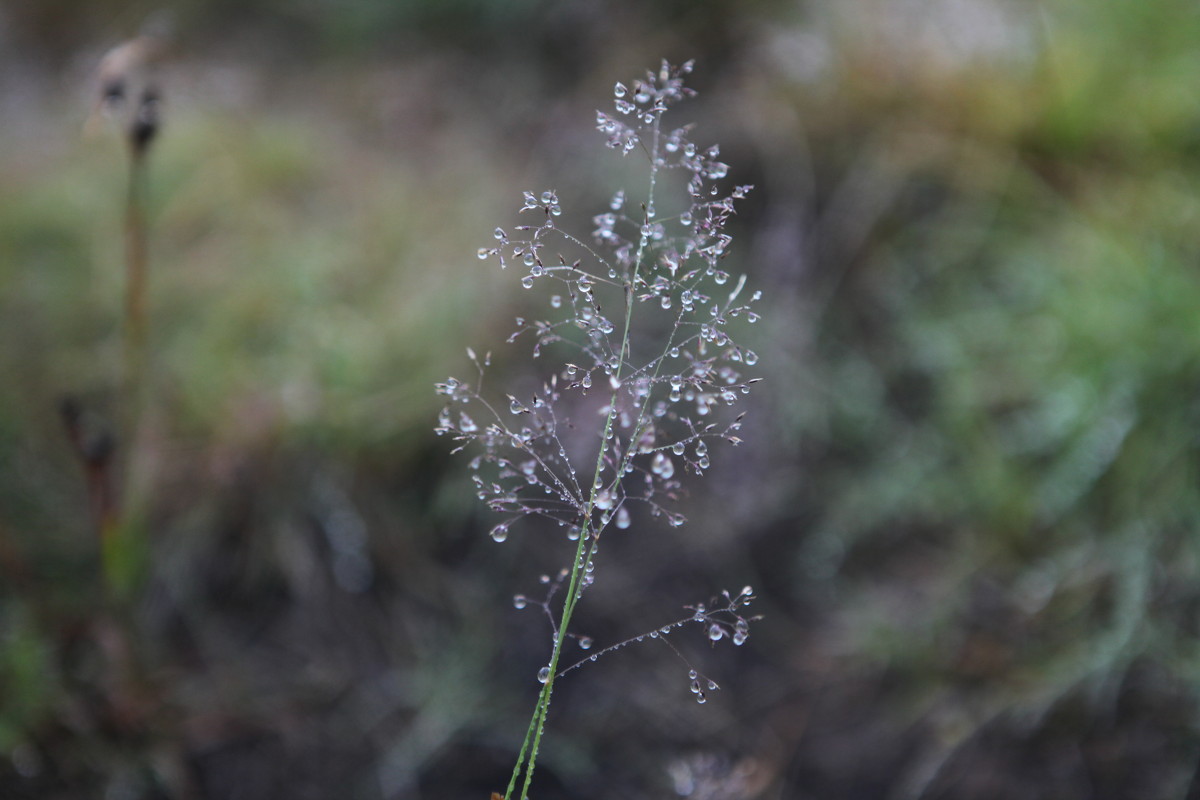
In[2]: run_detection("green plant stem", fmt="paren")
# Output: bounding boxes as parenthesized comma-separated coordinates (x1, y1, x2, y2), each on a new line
(122, 147, 149, 446)
(506, 116, 663, 800)
(510, 514, 592, 799)
(104, 141, 150, 603)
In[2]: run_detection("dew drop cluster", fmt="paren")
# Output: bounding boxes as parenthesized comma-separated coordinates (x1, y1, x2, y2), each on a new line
(436, 61, 762, 715)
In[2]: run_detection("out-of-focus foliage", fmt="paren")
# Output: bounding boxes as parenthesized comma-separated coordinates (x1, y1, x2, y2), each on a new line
(744, 1, 1200, 793)
(2, 0, 1200, 798)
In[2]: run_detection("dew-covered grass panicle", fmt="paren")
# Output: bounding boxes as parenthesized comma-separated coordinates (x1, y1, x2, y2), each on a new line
(435, 59, 761, 800)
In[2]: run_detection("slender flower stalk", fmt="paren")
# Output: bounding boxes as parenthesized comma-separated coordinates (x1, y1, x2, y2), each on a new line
(437, 61, 761, 800)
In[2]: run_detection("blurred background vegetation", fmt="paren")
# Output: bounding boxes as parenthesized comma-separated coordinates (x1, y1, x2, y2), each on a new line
(2, 0, 1200, 797)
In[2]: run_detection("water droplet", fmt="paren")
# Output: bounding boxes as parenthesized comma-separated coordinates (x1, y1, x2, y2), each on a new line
(650, 452, 675, 479)
(510, 397, 526, 415)
(615, 506, 631, 529)
(661, 626, 671, 635)
(696, 692, 707, 704)
(589, 654, 598, 662)
(550, 295, 562, 308)
(660, 295, 671, 310)
(537, 667, 551, 684)
(688, 669, 698, 680)
(521, 276, 534, 289)
(490, 524, 509, 543)
(477, 247, 490, 259)
(743, 351, 759, 366)
(671, 442, 685, 455)
(733, 631, 747, 646)
(708, 624, 724, 641)
(579, 636, 593, 650)
(513, 594, 527, 609)
(741, 585, 754, 597)
(613, 81, 627, 98)
(690, 679, 702, 694)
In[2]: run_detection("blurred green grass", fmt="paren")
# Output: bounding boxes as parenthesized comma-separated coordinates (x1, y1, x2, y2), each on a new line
(0, 85, 524, 455)
(3, 0, 1200, 796)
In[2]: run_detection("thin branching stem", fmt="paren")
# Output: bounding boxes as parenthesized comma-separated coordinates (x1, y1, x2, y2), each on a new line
(510, 98, 665, 800)
(437, 62, 760, 800)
